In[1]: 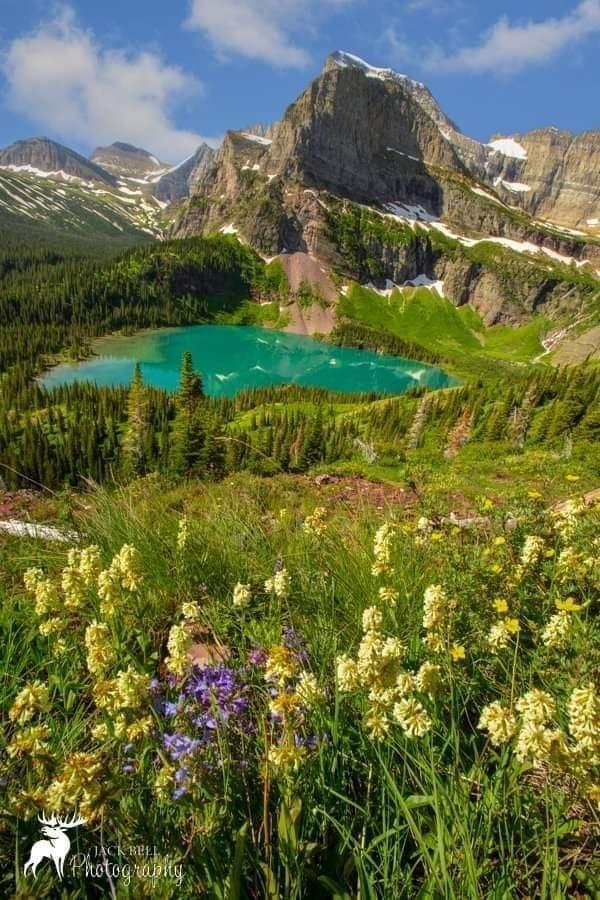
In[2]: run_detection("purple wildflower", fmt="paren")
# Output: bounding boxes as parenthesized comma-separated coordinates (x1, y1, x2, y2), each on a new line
(163, 732, 201, 762)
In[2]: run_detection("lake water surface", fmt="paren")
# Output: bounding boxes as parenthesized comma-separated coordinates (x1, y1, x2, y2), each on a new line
(41, 325, 454, 396)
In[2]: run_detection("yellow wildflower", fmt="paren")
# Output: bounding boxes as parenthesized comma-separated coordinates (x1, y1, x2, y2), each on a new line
(365, 706, 391, 740)
(165, 623, 191, 677)
(39, 617, 63, 636)
(336, 655, 359, 692)
(493, 598, 509, 615)
(181, 600, 202, 621)
(372, 522, 396, 577)
(422, 585, 455, 632)
(487, 621, 513, 652)
(265, 646, 299, 685)
(302, 507, 328, 537)
(554, 597, 580, 612)
(362, 605, 383, 633)
(414, 662, 441, 699)
(7, 725, 51, 758)
(9, 681, 50, 725)
(85, 621, 115, 677)
(233, 582, 251, 609)
(450, 643, 466, 662)
(268, 742, 307, 772)
(269, 691, 303, 720)
(393, 698, 432, 738)
(568, 685, 600, 763)
(265, 568, 291, 599)
(541, 611, 571, 649)
(176, 516, 189, 552)
(478, 702, 516, 746)
(378, 586, 398, 606)
(504, 618, 520, 635)
(515, 721, 561, 763)
(516, 689, 556, 724)
(520, 535, 545, 568)
(297, 672, 325, 706)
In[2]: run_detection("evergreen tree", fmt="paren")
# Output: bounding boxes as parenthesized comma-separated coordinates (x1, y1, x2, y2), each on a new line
(123, 363, 149, 477)
(170, 352, 206, 476)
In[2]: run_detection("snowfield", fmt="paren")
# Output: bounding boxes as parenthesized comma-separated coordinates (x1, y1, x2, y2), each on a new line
(488, 138, 528, 160)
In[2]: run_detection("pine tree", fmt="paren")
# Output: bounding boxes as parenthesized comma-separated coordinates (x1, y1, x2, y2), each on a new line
(171, 352, 206, 476)
(123, 363, 149, 477)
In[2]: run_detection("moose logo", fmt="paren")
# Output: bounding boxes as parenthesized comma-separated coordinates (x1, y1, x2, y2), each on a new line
(24, 812, 86, 880)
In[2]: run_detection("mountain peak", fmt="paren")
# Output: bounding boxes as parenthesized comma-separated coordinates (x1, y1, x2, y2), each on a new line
(152, 143, 216, 204)
(90, 142, 170, 179)
(0, 137, 116, 186)
(110, 141, 155, 157)
(327, 51, 426, 91)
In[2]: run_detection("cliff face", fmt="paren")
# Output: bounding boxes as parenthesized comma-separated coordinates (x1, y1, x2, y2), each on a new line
(0, 137, 116, 186)
(152, 144, 216, 203)
(173, 52, 600, 327)
(481, 128, 600, 229)
(266, 52, 465, 209)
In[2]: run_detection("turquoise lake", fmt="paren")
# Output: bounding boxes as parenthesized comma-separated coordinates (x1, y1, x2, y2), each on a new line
(41, 325, 454, 396)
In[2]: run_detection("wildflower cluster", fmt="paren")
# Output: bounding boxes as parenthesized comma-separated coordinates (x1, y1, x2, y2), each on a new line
(92, 665, 152, 744)
(479, 683, 600, 808)
(265, 628, 324, 774)
(486, 596, 520, 653)
(422, 584, 457, 653)
(45, 752, 104, 822)
(165, 623, 192, 677)
(176, 516, 189, 552)
(337, 602, 435, 741)
(22, 547, 98, 656)
(233, 582, 251, 609)
(97, 545, 143, 617)
(302, 506, 328, 537)
(61, 545, 101, 609)
(372, 522, 396, 577)
(85, 621, 116, 676)
(550, 499, 584, 540)
(9, 681, 50, 725)
(157, 664, 251, 799)
(265, 565, 291, 600)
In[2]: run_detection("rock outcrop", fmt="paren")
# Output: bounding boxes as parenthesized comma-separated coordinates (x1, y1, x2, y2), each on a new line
(152, 143, 216, 203)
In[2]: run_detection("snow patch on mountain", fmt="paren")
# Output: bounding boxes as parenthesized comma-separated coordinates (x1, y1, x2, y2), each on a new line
(406, 274, 445, 296)
(498, 180, 531, 193)
(488, 138, 528, 160)
(331, 51, 426, 91)
(241, 133, 272, 146)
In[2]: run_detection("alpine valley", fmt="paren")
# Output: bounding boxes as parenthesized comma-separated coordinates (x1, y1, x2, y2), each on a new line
(1, 49, 600, 899)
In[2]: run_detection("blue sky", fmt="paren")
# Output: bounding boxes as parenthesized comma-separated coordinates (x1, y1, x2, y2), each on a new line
(1, 0, 599, 164)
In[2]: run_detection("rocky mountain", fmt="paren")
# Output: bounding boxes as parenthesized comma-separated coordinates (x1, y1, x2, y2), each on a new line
(91, 142, 170, 181)
(173, 50, 600, 329)
(152, 143, 216, 203)
(479, 128, 600, 230)
(0, 137, 117, 187)
(0, 137, 170, 242)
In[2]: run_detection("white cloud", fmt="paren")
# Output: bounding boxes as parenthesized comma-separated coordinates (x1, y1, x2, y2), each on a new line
(425, 0, 600, 74)
(1, 7, 217, 162)
(185, 0, 350, 68)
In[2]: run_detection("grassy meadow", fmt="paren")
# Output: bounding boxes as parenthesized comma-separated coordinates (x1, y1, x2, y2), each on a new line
(0, 472, 598, 897)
